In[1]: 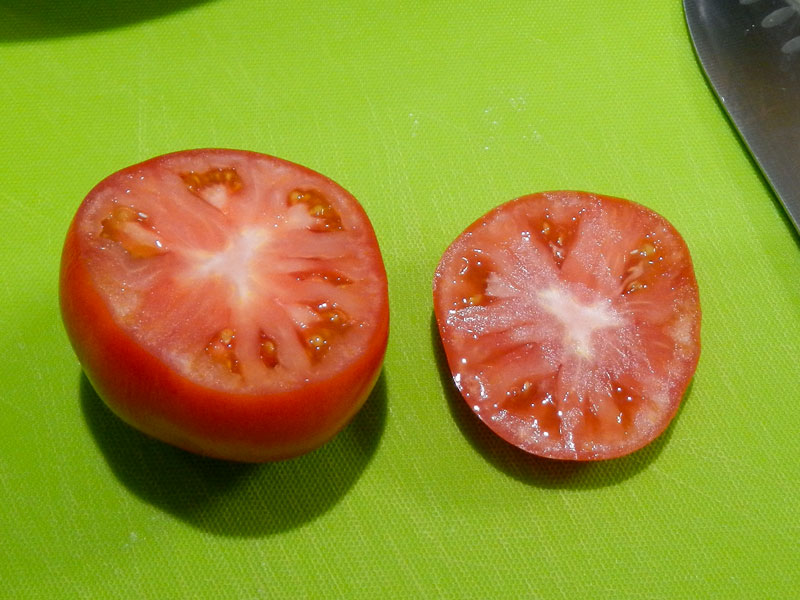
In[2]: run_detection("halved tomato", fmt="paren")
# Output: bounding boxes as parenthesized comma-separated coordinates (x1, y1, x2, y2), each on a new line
(433, 191, 701, 461)
(60, 149, 389, 462)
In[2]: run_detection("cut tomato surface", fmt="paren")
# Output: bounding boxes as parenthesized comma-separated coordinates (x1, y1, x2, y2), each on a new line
(60, 149, 388, 462)
(433, 191, 701, 461)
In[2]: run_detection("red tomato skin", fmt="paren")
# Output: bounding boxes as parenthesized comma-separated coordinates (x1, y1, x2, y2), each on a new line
(60, 152, 388, 463)
(433, 191, 701, 461)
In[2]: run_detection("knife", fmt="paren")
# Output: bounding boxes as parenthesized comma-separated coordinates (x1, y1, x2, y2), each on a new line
(684, 0, 800, 234)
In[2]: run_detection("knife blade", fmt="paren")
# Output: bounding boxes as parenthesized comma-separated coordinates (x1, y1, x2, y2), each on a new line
(684, 0, 800, 234)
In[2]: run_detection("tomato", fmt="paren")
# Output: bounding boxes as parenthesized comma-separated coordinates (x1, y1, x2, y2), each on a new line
(60, 149, 389, 462)
(433, 191, 701, 461)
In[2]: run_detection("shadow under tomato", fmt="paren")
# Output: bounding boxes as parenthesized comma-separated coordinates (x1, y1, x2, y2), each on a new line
(431, 313, 689, 489)
(0, 0, 212, 42)
(80, 371, 387, 537)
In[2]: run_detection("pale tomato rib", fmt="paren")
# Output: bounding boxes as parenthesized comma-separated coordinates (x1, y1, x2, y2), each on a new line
(581, 384, 631, 450)
(496, 234, 559, 287)
(279, 229, 354, 260)
(138, 276, 232, 351)
(124, 168, 231, 253)
(254, 300, 312, 374)
(559, 208, 624, 294)
(446, 304, 505, 338)
(229, 324, 261, 381)
(446, 241, 556, 338)
(633, 324, 680, 377)
(482, 344, 558, 401)
(229, 305, 306, 383)
(457, 324, 534, 362)
(621, 288, 679, 327)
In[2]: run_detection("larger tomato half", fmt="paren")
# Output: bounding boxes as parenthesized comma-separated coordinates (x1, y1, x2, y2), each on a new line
(60, 149, 389, 462)
(433, 191, 701, 461)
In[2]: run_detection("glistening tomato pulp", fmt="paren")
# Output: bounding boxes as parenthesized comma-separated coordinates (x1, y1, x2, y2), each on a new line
(60, 150, 389, 462)
(433, 191, 701, 461)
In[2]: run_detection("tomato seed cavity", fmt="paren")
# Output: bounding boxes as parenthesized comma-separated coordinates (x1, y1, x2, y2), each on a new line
(537, 209, 577, 268)
(181, 167, 243, 212)
(294, 271, 353, 286)
(100, 205, 167, 258)
(259, 333, 279, 369)
(301, 303, 352, 362)
(205, 328, 240, 374)
(288, 189, 344, 232)
(453, 251, 493, 308)
(620, 238, 660, 294)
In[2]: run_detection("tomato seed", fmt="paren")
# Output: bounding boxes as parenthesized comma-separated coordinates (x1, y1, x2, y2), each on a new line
(304, 331, 330, 361)
(205, 328, 240, 374)
(259, 333, 279, 369)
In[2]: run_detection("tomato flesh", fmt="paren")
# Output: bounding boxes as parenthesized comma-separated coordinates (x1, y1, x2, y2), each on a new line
(60, 149, 389, 462)
(433, 191, 701, 461)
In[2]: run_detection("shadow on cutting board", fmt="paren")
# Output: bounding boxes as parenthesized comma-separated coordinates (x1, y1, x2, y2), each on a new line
(431, 313, 686, 488)
(0, 0, 212, 41)
(80, 371, 387, 538)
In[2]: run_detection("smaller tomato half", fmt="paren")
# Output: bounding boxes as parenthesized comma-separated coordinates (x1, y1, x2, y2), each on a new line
(433, 191, 701, 461)
(60, 149, 389, 462)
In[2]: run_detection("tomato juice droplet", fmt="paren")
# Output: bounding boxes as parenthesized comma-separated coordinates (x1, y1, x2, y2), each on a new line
(60, 149, 389, 462)
(433, 191, 701, 461)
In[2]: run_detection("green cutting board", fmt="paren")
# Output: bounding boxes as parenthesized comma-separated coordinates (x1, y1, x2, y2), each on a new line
(1, 1, 798, 598)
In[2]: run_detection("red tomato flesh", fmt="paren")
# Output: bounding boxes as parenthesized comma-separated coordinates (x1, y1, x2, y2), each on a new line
(60, 149, 389, 462)
(433, 191, 701, 461)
